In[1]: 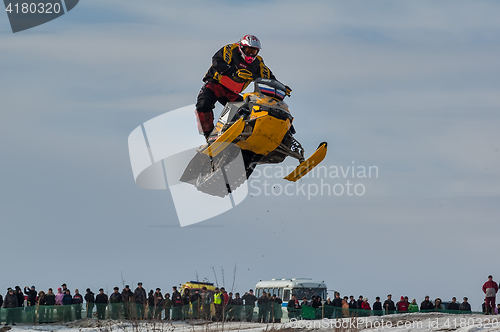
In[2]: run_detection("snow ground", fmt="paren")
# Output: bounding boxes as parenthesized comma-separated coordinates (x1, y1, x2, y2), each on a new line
(2, 313, 500, 332)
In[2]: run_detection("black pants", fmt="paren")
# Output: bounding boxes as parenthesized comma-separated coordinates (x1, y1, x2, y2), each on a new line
(245, 306, 254, 322)
(96, 304, 106, 319)
(75, 304, 82, 320)
(86, 303, 94, 318)
(214, 304, 223, 321)
(195, 82, 243, 136)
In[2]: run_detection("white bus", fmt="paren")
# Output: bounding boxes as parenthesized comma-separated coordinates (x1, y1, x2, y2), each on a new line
(255, 278, 327, 304)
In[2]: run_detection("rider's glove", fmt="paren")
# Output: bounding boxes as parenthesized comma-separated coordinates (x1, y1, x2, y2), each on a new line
(235, 69, 254, 81)
(285, 85, 292, 96)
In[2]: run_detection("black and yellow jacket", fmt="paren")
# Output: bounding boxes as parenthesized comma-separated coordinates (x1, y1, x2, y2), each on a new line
(203, 43, 276, 93)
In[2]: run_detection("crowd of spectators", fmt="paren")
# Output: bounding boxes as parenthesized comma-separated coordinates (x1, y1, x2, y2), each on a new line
(1, 275, 498, 326)
(310, 292, 476, 318)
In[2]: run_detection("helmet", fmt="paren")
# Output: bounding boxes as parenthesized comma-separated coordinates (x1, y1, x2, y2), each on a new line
(238, 34, 261, 64)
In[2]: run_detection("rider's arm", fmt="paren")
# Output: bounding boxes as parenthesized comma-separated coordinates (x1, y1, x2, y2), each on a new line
(257, 57, 276, 80)
(211, 45, 238, 76)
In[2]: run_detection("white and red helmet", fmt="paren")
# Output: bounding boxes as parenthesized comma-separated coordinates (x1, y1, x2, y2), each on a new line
(238, 34, 261, 64)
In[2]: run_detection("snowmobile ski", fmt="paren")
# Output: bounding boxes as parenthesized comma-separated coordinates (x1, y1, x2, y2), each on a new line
(201, 117, 245, 157)
(284, 142, 328, 182)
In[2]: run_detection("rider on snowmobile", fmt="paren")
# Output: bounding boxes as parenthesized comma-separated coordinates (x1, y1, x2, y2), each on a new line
(195, 34, 291, 140)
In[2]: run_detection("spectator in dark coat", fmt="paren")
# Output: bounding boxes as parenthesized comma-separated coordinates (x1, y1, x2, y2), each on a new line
(148, 290, 155, 306)
(85, 288, 95, 318)
(258, 292, 270, 323)
(242, 290, 257, 322)
(448, 297, 460, 311)
(383, 294, 396, 314)
(109, 287, 123, 320)
(171, 286, 181, 302)
(62, 290, 73, 322)
(37, 291, 47, 322)
(172, 292, 183, 320)
(332, 292, 342, 308)
(147, 290, 155, 319)
(62, 290, 73, 305)
(190, 289, 201, 305)
(348, 295, 357, 309)
(0, 293, 3, 308)
(271, 294, 283, 323)
(181, 289, 191, 320)
(372, 296, 382, 315)
(420, 295, 434, 311)
(190, 289, 202, 319)
(73, 289, 83, 304)
(311, 295, 321, 309)
(163, 293, 173, 320)
(24, 286, 37, 306)
(38, 291, 46, 305)
(95, 289, 108, 304)
(460, 297, 471, 311)
(4, 288, 19, 307)
(45, 288, 56, 305)
(61, 284, 68, 294)
(15, 286, 24, 307)
(153, 288, 163, 320)
(134, 282, 147, 319)
(122, 285, 134, 302)
(110, 287, 122, 304)
(232, 293, 243, 321)
(22, 286, 37, 323)
(331, 292, 343, 318)
(356, 295, 363, 310)
(287, 294, 301, 320)
(95, 288, 108, 320)
(73, 289, 84, 320)
(121, 285, 134, 319)
(4, 288, 19, 325)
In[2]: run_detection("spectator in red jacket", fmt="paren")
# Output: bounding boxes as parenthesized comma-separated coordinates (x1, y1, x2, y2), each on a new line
(361, 298, 371, 310)
(482, 275, 499, 315)
(221, 287, 229, 305)
(396, 296, 409, 312)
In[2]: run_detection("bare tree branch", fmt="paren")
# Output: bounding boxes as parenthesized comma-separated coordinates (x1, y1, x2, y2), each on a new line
(231, 263, 237, 293)
(221, 266, 225, 288)
(211, 266, 219, 287)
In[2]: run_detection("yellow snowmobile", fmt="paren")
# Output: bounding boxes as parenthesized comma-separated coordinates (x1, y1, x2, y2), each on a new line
(180, 78, 327, 197)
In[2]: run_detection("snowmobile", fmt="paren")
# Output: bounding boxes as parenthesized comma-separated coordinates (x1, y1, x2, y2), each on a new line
(180, 78, 327, 197)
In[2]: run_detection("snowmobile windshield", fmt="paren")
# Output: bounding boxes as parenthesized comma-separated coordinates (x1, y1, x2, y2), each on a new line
(254, 78, 287, 101)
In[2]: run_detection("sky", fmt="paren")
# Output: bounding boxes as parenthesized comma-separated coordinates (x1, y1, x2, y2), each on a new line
(1, 0, 499, 311)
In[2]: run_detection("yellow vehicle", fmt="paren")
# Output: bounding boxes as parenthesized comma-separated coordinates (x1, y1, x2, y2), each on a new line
(180, 281, 216, 296)
(178, 281, 216, 319)
(181, 78, 327, 197)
